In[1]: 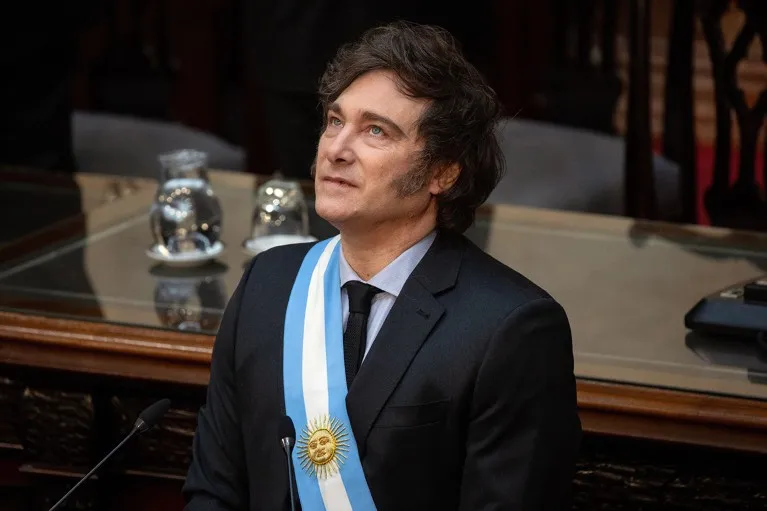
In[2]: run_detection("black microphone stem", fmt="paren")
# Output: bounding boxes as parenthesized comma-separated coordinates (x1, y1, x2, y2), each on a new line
(48, 427, 140, 511)
(282, 439, 297, 511)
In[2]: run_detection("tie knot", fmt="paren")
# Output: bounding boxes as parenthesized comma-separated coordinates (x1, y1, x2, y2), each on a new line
(344, 281, 381, 314)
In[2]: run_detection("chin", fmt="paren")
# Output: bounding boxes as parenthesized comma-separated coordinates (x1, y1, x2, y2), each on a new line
(315, 196, 353, 226)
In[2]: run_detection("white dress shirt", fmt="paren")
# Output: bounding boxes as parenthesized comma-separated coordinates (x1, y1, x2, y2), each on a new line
(339, 230, 437, 360)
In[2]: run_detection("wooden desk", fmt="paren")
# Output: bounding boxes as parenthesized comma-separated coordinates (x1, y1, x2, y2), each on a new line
(2, 169, 767, 509)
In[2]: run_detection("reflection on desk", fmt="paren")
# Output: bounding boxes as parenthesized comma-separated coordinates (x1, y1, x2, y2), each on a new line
(686, 332, 767, 385)
(150, 263, 229, 332)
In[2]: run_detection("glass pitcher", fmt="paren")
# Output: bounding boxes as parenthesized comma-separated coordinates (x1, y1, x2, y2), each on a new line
(149, 149, 223, 257)
(243, 177, 315, 254)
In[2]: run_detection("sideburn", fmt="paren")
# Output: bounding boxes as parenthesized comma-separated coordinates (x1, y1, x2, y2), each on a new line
(392, 158, 432, 197)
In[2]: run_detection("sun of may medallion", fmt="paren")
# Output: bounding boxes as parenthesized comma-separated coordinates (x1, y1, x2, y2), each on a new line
(297, 415, 350, 479)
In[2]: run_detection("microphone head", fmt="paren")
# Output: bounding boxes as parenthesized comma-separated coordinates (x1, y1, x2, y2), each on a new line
(279, 415, 296, 439)
(279, 415, 296, 451)
(134, 398, 171, 433)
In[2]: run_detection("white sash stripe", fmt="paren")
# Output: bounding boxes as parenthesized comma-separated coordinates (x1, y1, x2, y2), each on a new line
(302, 237, 353, 511)
(302, 238, 333, 423)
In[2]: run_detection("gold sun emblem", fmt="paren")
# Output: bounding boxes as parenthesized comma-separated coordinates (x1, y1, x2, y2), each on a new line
(297, 415, 350, 479)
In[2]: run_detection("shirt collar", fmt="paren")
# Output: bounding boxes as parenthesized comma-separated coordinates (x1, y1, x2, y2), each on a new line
(339, 230, 437, 297)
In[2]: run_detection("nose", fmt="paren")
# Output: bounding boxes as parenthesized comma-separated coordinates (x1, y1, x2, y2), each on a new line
(324, 127, 355, 165)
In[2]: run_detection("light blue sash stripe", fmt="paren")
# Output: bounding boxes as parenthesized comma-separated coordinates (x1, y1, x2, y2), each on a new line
(284, 239, 328, 510)
(322, 245, 377, 510)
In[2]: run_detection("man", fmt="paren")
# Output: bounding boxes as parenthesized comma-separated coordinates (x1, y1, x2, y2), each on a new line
(183, 21, 581, 510)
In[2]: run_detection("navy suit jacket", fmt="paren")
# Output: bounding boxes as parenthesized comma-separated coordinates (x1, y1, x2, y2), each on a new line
(183, 229, 581, 510)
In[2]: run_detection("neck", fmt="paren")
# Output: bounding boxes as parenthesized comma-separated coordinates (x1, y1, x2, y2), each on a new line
(340, 212, 436, 281)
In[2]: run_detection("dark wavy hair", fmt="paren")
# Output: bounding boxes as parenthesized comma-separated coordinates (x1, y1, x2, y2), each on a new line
(318, 21, 505, 233)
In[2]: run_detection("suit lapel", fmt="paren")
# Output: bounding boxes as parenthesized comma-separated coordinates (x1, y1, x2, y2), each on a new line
(345, 230, 464, 456)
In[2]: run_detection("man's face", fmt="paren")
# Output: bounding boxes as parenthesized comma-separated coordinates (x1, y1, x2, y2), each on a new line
(313, 70, 436, 231)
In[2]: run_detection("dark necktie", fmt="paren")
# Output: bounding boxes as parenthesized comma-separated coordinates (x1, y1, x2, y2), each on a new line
(343, 281, 381, 388)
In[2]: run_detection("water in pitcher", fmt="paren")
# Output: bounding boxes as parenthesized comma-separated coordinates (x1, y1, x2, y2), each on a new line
(149, 150, 223, 255)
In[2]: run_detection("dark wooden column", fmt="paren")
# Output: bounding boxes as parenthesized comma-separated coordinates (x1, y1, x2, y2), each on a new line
(166, 0, 229, 134)
(625, 0, 658, 219)
(490, 0, 554, 118)
(662, 0, 697, 224)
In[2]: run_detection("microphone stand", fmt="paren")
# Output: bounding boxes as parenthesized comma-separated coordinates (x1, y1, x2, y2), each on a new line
(46, 398, 170, 511)
(48, 427, 140, 511)
(281, 436, 298, 511)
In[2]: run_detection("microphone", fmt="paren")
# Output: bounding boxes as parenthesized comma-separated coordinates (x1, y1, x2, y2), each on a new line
(48, 398, 172, 511)
(280, 415, 299, 511)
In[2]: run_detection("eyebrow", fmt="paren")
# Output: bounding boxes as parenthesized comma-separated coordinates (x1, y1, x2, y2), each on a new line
(328, 102, 408, 139)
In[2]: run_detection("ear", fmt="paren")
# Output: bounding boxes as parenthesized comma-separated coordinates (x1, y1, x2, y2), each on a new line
(428, 162, 461, 195)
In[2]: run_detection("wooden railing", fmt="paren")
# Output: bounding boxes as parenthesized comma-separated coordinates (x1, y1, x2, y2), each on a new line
(613, 2, 767, 146)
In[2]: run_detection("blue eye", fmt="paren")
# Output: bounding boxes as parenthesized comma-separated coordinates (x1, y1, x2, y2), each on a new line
(370, 126, 383, 136)
(329, 117, 342, 127)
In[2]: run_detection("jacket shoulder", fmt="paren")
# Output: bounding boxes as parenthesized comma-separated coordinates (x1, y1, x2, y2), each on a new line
(458, 237, 559, 311)
(240, 240, 318, 287)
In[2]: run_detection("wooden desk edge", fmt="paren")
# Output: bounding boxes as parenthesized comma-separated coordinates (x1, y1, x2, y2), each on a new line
(577, 379, 767, 428)
(0, 310, 212, 363)
(0, 310, 213, 386)
(3, 310, 767, 449)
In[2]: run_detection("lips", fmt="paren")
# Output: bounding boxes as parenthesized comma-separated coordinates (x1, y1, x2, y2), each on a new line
(322, 176, 356, 187)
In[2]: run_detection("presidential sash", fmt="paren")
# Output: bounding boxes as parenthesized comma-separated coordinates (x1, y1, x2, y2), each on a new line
(283, 236, 377, 511)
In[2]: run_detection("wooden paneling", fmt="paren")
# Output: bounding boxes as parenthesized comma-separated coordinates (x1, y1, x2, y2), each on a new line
(613, 0, 767, 145)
